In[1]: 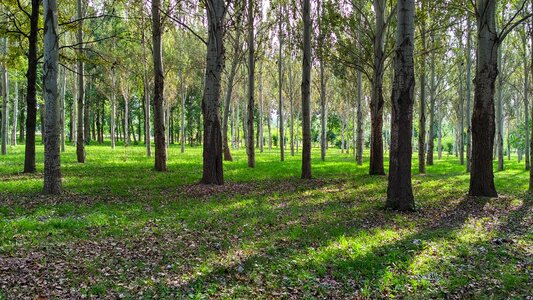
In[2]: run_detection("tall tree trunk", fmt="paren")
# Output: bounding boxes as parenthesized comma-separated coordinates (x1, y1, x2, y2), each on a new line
(201, 0, 225, 184)
(356, 70, 364, 165)
(43, 0, 62, 194)
(523, 31, 530, 170)
(427, 38, 436, 165)
(267, 108, 272, 150)
(222, 29, 241, 161)
(181, 84, 186, 153)
(530, 4, 533, 191)
(246, 0, 255, 168)
(319, 0, 327, 161)
(111, 68, 116, 148)
(123, 91, 129, 145)
(437, 107, 443, 159)
(1, 38, 9, 155)
(11, 76, 18, 146)
(24, 0, 39, 173)
(466, 21, 473, 172)
(278, 4, 285, 162)
(152, 0, 167, 171)
(458, 53, 465, 166)
(387, 0, 415, 211)
(418, 5, 427, 173)
(470, 0, 498, 197)
(259, 62, 265, 153)
(76, 0, 85, 163)
(20, 104, 25, 143)
(496, 46, 504, 171)
(301, 0, 312, 179)
(369, 0, 386, 175)
(59, 64, 66, 152)
(142, 12, 152, 157)
(71, 65, 77, 145)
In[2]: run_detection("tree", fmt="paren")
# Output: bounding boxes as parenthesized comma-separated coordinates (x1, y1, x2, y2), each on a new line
(201, 0, 226, 185)
(43, 0, 61, 194)
(152, 0, 166, 171)
(246, 0, 255, 168)
(386, 0, 415, 211)
(1, 38, 8, 155)
(278, 3, 285, 162)
(24, 0, 40, 173)
(417, 0, 427, 174)
(301, 0, 312, 179)
(76, 0, 86, 163)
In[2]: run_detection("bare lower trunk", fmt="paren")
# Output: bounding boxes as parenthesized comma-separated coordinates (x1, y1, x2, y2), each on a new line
(387, 0, 415, 211)
(259, 62, 265, 153)
(301, 0, 312, 179)
(427, 42, 436, 166)
(11, 77, 18, 146)
(152, 0, 166, 171)
(356, 70, 364, 165)
(1, 38, 8, 155)
(278, 4, 284, 162)
(246, 0, 255, 168)
(111, 68, 116, 148)
(201, 0, 225, 185)
(24, 0, 39, 173)
(469, 0, 498, 197)
(418, 2, 427, 174)
(496, 46, 504, 171)
(43, 0, 62, 194)
(465, 22, 473, 172)
(523, 32, 530, 170)
(76, 0, 85, 163)
(142, 12, 152, 157)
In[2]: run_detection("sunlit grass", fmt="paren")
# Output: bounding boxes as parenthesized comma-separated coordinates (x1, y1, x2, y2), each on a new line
(0, 141, 531, 298)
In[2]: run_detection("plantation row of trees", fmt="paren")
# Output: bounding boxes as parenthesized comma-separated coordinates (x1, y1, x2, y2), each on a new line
(1, 0, 532, 210)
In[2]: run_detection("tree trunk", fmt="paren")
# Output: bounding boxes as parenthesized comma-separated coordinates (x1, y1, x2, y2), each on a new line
(267, 108, 272, 150)
(110, 68, 116, 148)
(301, 0, 312, 179)
(152, 0, 167, 171)
(437, 107, 443, 159)
(59, 64, 66, 151)
(142, 12, 152, 157)
(386, 0, 415, 211)
(418, 6, 426, 173)
(222, 31, 240, 161)
(458, 53, 465, 166)
(259, 62, 265, 153)
(43, 0, 62, 194)
(76, 0, 85, 163)
(246, 0, 255, 168)
(470, 0, 498, 197)
(465, 22, 473, 172)
(181, 85, 186, 153)
(11, 76, 18, 146)
(369, 0, 386, 175)
(356, 70, 364, 165)
(427, 38, 436, 165)
(523, 32, 530, 170)
(24, 0, 39, 173)
(278, 4, 285, 162)
(496, 46, 504, 171)
(1, 38, 9, 155)
(201, 0, 225, 185)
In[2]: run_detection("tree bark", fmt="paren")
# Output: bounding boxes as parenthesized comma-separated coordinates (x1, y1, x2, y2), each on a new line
(427, 38, 436, 165)
(278, 4, 285, 162)
(222, 31, 241, 161)
(1, 38, 8, 155)
(201, 0, 225, 185)
(418, 5, 427, 173)
(111, 68, 116, 148)
(181, 84, 186, 153)
(301, 0, 312, 179)
(43, 0, 62, 194)
(496, 47, 504, 171)
(60, 64, 66, 151)
(369, 0, 386, 175)
(387, 0, 415, 211)
(142, 12, 152, 157)
(11, 76, 18, 146)
(246, 0, 255, 168)
(76, 0, 85, 163)
(523, 31, 530, 170)
(470, 0, 498, 197)
(152, 0, 167, 171)
(356, 70, 364, 165)
(465, 22, 473, 172)
(23, 0, 39, 173)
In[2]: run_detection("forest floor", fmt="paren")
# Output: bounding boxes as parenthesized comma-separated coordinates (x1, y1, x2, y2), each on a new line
(0, 142, 531, 299)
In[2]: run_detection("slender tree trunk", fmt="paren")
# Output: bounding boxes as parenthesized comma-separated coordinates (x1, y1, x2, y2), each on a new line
(24, 0, 39, 173)
(259, 62, 265, 153)
(43, 0, 62, 194)
(201, 0, 225, 184)
(1, 38, 9, 155)
(123, 91, 129, 145)
(523, 32, 530, 170)
(76, 0, 85, 162)
(110, 68, 116, 148)
(152, 0, 166, 171)
(418, 6, 427, 173)
(11, 76, 18, 146)
(369, 0, 386, 175)
(278, 4, 285, 162)
(496, 46, 504, 171)
(466, 22, 473, 172)
(267, 108, 272, 150)
(20, 105, 25, 143)
(181, 84, 186, 153)
(356, 70, 364, 165)
(458, 53, 465, 166)
(387, 0, 415, 211)
(222, 29, 241, 161)
(246, 0, 255, 168)
(142, 12, 152, 157)
(59, 64, 66, 152)
(470, 0, 498, 197)
(427, 39, 436, 166)
(437, 107, 443, 159)
(301, 0, 312, 179)
(530, 4, 533, 191)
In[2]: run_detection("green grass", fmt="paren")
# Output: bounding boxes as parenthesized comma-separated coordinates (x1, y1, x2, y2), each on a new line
(0, 141, 531, 299)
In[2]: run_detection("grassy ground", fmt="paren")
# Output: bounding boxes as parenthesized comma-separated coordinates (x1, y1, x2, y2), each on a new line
(0, 141, 531, 299)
